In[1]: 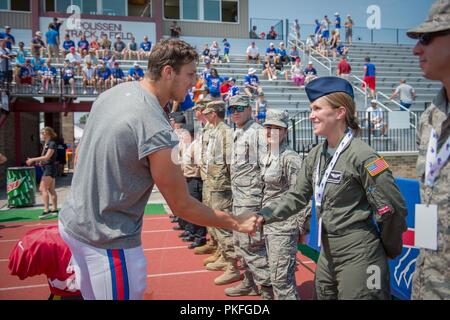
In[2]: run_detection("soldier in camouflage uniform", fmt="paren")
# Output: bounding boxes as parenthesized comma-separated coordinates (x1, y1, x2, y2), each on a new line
(225, 95, 273, 299)
(191, 99, 219, 257)
(259, 77, 407, 299)
(407, 0, 450, 300)
(261, 109, 310, 300)
(201, 100, 241, 285)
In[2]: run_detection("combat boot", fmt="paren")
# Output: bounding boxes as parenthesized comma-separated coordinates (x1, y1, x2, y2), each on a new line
(206, 254, 228, 271)
(259, 285, 274, 300)
(203, 248, 221, 266)
(194, 238, 217, 255)
(224, 272, 260, 297)
(214, 259, 242, 285)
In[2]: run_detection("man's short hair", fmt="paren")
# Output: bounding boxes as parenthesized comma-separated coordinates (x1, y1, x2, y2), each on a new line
(146, 39, 198, 81)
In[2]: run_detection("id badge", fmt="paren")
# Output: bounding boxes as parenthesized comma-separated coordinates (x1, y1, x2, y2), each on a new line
(318, 217, 322, 248)
(414, 204, 438, 250)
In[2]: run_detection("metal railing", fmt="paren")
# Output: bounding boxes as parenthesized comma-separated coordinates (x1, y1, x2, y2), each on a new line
(287, 110, 422, 153)
(350, 74, 368, 109)
(376, 91, 418, 129)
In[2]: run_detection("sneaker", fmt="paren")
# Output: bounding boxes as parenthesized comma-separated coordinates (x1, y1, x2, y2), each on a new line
(38, 211, 57, 220)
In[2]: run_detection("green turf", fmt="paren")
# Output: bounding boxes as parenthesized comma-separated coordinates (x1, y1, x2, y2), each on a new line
(0, 203, 167, 223)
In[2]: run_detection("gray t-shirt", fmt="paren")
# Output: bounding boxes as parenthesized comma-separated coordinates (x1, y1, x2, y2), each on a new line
(395, 83, 415, 104)
(59, 81, 178, 249)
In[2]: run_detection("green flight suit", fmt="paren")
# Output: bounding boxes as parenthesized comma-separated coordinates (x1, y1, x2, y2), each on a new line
(260, 135, 407, 300)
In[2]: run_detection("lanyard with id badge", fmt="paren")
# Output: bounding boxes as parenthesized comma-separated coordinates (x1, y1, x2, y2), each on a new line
(415, 128, 450, 250)
(315, 130, 353, 247)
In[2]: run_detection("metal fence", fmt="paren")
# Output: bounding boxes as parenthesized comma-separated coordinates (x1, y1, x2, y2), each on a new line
(287, 110, 423, 153)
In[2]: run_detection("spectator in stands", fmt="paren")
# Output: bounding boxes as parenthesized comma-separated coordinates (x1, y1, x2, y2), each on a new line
(39, 59, 57, 93)
(321, 15, 331, 42)
(110, 61, 125, 87)
(220, 76, 231, 100)
(389, 79, 416, 111)
(290, 57, 305, 86)
(45, 23, 59, 60)
(277, 42, 288, 64)
(65, 46, 82, 76)
(200, 43, 210, 63)
(334, 13, 341, 36)
(31, 52, 46, 85)
(314, 19, 321, 37)
(51, 17, 63, 42)
(262, 55, 276, 81)
(127, 61, 144, 81)
(329, 30, 340, 59)
(84, 48, 99, 66)
(139, 35, 152, 60)
(61, 58, 75, 95)
(202, 57, 212, 79)
(80, 48, 88, 61)
(249, 26, 258, 39)
(31, 31, 46, 57)
(170, 21, 182, 38)
(205, 68, 223, 99)
(317, 37, 329, 57)
(89, 36, 100, 57)
(336, 42, 349, 57)
(337, 55, 351, 79)
(97, 60, 112, 92)
(274, 56, 288, 80)
(61, 34, 75, 56)
(19, 58, 35, 87)
(222, 38, 230, 63)
(365, 99, 387, 136)
(344, 15, 354, 44)
(13, 41, 26, 84)
(294, 19, 301, 40)
(228, 77, 240, 98)
(209, 41, 221, 63)
(288, 45, 300, 64)
(244, 67, 263, 97)
(306, 34, 317, 54)
(192, 73, 206, 103)
(362, 56, 376, 98)
(266, 42, 277, 58)
(246, 41, 260, 64)
(101, 48, 113, 65)
(0, 26, 15, 50)
(0, 38, 15, 87)
(255, 91, 268, 123)
(99, 34, 111, 58)
(113, 35, 126, 59)
(268, 26, 278, 40)
(304, 61, 318, 84)
(125, 36, 138, 60)
(82, 60, 97, 95)
(78, 34, 89, 54)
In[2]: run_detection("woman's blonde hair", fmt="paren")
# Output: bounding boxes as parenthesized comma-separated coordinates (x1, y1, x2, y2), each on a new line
(41, 126, 58, 140)
(321, 92, 360, 133)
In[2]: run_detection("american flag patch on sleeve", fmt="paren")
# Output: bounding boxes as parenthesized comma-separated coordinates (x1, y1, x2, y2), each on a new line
(365, 157, 389, 177)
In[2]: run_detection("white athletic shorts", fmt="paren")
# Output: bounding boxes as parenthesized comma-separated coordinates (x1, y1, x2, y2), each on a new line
(58, 220, 147, 300)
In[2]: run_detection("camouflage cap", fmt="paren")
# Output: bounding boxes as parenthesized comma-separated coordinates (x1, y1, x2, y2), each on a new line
(203, 100, 226, 115)
(263, 109, 289, 128)
(407, 0, 450, 38)
(228, 95, 250, 107)
(192, 98, 212, 110)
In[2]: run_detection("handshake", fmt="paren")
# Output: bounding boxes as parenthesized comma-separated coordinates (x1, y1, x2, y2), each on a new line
(233, 212, 265, 236)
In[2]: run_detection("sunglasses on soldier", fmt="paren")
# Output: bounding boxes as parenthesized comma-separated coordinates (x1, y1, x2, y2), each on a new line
(418, 29, 450, 46)
(229, 105, 248, 114)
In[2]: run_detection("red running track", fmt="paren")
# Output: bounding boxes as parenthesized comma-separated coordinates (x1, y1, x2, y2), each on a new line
(0, 215, 316, 300)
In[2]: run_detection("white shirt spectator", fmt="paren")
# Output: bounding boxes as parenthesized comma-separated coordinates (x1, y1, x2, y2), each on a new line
(83, 66, 96, 80)
(246, 45, 259, 58)
(394, 83, 416, 104)
(66, 52, 82, 64)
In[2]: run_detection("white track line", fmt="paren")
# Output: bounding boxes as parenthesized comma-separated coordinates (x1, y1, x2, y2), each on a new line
(147, 269, 210, 278)
(142, 229, 176, 234)
(0, 239, 19, 243)
(143, 246, 186, 252)
(0, 284, 48, 291)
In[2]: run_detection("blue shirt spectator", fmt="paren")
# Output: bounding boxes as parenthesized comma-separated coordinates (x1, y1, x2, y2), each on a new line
(97, 66, 112, 80)
(304, 65, 317, 76)
(335, 14, 341, 29)
(140, 41, 152, 52)
(78, 38, 89, 51)
(63, 39, 75, 51)
(111, 67, 124, 79)
(45, 28, 59, 46)
(206, 75, 223, 96)
(19, 64, 34, 78)
(179, 92, 195, 111)
(266, 44, 277, 56)
(229, 84, 240, 97)
(0, 28, 15, 50)
(364, 62, 376, 76)
(40, 65, 57, 77)
(32, 56, 46, 72)
(62, 65, 74, 80)
(314, 19, 321, 35)
(128, 66, 144, 80)
(223, 40, 230, 55)
(244, 74, 259, 86)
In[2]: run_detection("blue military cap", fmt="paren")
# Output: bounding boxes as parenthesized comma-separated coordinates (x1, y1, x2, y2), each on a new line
(305, 76, 354, 102)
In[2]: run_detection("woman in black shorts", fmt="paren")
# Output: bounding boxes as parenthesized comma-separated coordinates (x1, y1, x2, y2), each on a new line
(26, 127, 59, 219)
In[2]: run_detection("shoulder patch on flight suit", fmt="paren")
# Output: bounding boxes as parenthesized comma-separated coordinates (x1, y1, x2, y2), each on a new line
(377, 205, 391, 216)
(365, 157, 389, 177)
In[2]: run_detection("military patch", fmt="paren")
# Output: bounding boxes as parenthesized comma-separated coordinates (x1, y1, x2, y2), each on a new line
(377, 205, 391, 216)
(365, 157, 389, 177)
(327, 170, 343, 184)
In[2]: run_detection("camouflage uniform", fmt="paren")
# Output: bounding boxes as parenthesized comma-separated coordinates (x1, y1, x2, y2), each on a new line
(412, 88, 450, 300)
(203, 104, 236, 261)
(231, 115, 271, 289)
